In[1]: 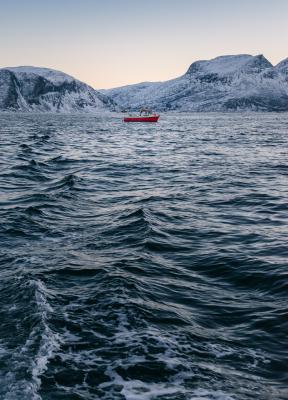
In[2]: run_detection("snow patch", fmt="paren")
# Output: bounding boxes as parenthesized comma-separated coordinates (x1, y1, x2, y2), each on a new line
(6, 66, 74, 85)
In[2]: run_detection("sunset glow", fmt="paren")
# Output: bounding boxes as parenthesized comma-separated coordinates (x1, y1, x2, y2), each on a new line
(1, 0, 287, 88)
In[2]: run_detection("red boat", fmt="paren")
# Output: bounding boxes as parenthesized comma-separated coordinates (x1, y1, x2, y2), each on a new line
(123, 108, 160, 122)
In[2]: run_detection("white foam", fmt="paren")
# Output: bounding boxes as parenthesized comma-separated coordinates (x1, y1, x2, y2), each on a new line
(207, 343, 235, 358)
(100, 366, 186, 400)
(31, 280, 62, 386)
(190, 389, 235, 400)
(3, 279, 61, 400)
(100, 366, 234, 400)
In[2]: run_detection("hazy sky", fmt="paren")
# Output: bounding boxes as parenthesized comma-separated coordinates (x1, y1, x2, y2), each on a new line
(1, 0, 287, 88)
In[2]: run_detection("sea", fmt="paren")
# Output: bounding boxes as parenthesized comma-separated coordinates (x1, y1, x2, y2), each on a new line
(0, 112, 287, 400)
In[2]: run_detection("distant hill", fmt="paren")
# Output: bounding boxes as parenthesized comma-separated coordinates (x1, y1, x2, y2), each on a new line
(0, 66, 117, 112)
(104, 54, 288, 112)
(1, 56, 288, 113)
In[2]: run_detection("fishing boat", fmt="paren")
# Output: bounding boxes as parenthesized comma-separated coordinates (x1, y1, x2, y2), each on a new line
(123, 108, 160, 123)
(124, 114, 159, 123)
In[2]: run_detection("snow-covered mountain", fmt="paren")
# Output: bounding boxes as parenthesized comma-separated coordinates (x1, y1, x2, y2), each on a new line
(2, 56, 288, 113)
(0, 66, 116, 112)
(105, 54, 288, 111)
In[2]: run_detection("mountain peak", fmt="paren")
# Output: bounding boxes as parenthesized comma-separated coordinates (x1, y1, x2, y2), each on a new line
(186, 54, 272, 76)
(4, 66, 75, 85)
(0, 66, 116, 112)
(245, 54, 272, 70)
(107, 53, 288, 112)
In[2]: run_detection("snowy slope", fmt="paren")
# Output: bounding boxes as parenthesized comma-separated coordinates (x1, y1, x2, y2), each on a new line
(2, 56, 288, 113)
(6, 66, 75, 85)
(275, 58, 288, 76)
(105, 54, 288, 111)
(0, 66, 116, 112)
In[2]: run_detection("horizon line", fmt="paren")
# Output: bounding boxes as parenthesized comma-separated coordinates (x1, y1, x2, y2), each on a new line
(1, 52, 287, 90)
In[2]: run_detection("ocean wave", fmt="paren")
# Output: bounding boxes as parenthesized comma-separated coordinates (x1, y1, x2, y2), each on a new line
(0, 277, 60, 400)
(1, 112, 287, 399)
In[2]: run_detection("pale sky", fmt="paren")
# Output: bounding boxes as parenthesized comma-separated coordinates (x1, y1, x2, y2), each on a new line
(0, 0, 287, 88)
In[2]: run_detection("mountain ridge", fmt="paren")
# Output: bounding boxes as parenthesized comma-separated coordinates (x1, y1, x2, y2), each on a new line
(104, 54, 288, 112)
(0, 66, 117, 112)
(1, 54, 288, 112)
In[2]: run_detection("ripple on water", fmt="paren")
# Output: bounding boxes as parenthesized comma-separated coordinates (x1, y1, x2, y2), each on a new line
(0, 112, 287, 400)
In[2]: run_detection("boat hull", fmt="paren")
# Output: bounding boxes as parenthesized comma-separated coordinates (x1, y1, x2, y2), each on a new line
(123, 115, 160, 123)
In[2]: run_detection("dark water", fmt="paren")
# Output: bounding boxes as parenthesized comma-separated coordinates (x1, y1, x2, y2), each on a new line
(0, 112, 287, 400)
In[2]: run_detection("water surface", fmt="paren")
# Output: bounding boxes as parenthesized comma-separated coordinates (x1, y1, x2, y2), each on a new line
(0, 112, 287, 399)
